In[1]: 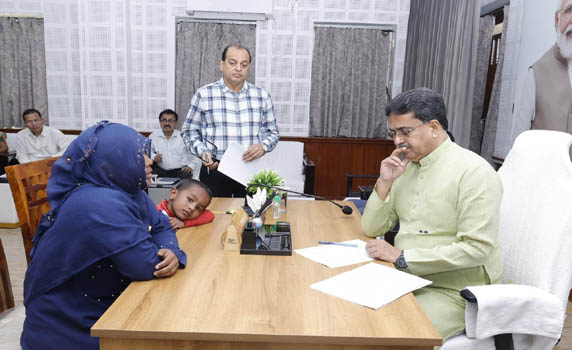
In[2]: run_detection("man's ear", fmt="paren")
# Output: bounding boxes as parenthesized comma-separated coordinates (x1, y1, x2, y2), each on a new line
(169, 188, 177, 200)
(428, 119, 442, 136)
(219, 60, 224, 72)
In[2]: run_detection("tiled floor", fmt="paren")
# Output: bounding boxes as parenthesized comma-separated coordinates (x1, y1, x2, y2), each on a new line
(0, 227, 571, 349)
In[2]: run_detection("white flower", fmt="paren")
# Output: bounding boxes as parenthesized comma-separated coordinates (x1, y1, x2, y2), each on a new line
(246, 187, 267, 214)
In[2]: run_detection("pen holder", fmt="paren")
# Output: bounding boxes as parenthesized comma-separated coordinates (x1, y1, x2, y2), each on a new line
(221, 207, 248, 251)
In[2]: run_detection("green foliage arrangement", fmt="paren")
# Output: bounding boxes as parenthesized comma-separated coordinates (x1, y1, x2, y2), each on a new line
(247, 169, 284, 195)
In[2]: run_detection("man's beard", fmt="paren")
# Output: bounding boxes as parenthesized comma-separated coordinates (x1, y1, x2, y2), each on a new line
(557, 24, 572, 59)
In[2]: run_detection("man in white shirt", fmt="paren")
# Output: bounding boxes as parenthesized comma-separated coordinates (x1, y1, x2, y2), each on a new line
(510, 0, 572, 145)
(15, 109, 71, 164)
(149, 109, 201, 179)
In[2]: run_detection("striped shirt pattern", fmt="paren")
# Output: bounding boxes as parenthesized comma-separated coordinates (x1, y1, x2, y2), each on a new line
(182, 78, 279, 159)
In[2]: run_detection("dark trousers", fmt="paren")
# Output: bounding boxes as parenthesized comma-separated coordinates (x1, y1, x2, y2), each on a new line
(151, 166, 193, 179)
(199, 166, 246, 198)
(0, 156, 18, 176)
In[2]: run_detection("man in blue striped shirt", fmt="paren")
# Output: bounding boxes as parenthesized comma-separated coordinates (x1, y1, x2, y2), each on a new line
(182, 44, 279, 197)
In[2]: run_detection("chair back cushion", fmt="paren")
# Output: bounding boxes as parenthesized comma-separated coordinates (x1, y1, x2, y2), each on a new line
(497, 130, 572, 307)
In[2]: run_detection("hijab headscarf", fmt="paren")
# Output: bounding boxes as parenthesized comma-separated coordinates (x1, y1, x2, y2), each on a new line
(48, 120, 149, 208)
(24, 121, 157, 304)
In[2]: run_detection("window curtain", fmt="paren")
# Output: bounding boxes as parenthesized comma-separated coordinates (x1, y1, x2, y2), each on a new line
(175, 21, 256, 129)
(480, 6, 509, 164)
(469, 15, 495, 153)
(0, 16, 48, 127)
(402, 0, 480, 149)
(309, 26, 391, 138)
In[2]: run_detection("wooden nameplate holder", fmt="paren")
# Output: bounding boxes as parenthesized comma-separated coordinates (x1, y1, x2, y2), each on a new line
(220, 207, 248, 251)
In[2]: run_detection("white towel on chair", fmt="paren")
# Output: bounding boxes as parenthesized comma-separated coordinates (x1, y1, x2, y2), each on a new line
(465, 284, 563, 349)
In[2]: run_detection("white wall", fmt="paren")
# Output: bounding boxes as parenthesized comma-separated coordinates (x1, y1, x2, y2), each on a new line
(0, 0, 410, 136)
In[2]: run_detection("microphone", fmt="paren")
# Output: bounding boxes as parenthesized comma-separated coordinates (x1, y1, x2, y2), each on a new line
(245, 184, 353, 215)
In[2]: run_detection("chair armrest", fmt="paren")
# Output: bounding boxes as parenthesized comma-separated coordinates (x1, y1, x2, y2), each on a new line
(463, 284, 564, 341)
(460, 288, 477, 303)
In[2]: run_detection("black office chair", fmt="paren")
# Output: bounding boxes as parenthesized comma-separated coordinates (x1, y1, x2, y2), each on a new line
(344, 173, 377, 199)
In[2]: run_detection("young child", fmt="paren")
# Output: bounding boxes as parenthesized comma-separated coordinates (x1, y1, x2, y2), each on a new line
(156, 179, 214, 230)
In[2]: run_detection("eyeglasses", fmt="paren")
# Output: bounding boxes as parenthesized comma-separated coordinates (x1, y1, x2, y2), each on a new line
(387, 123, 426, 139)
(160, 119, 176, 124)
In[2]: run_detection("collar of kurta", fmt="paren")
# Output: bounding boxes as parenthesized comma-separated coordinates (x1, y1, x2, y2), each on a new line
(219, 77, 250, 94)
(418, 137, 453, 167)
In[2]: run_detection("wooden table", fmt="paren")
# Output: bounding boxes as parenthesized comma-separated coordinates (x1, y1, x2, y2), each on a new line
(92, 198, 441, 350)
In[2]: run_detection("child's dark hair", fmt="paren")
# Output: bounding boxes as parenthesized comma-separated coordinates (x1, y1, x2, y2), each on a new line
(175, 179, 213, 199)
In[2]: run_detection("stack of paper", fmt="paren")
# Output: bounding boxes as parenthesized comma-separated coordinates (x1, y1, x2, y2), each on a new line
(294, 239, 373, 268)
(311, 262, 431, 310)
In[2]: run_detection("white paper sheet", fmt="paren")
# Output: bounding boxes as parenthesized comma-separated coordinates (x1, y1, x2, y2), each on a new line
(310, 262, 432, 310)
(217, 142, 292, 187)
(294, 239, 373, 268)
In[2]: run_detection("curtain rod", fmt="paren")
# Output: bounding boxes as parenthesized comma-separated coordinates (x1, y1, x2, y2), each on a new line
(313, 21, 395, 31)
(175, 17, 257, 25)
(0, 13, 43, 18)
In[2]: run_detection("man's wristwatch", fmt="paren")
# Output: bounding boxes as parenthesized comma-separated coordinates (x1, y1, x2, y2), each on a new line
(395, 251, 408, 268)
(261, 143, 268, 153)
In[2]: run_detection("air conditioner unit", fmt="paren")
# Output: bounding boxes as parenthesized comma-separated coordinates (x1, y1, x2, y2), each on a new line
(186, 0, 273, 21)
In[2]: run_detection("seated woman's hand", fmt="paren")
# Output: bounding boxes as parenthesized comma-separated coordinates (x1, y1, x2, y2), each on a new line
(154, 248, 180, 278)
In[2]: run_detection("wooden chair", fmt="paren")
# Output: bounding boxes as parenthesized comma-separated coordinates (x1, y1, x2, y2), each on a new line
(0, 237, 15, 312)
(5, 157, 59, 264)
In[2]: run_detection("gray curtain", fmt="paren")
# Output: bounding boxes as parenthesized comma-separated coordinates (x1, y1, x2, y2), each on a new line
(309, 27, 391, 138)
(403, 0, 480, 148)
(469, 15, 495, 153)
(481, 6, 509, 164)
(0, 16, 48, 127)
(175, 21, 256, 129)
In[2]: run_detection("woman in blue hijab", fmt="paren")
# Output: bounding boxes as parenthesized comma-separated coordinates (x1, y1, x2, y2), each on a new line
(20, 121, 187, 350)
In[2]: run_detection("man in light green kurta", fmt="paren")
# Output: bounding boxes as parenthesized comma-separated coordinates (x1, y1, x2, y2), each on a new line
(362, 88, 503, 341)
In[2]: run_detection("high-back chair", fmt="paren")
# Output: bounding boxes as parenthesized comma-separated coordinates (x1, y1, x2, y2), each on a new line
(0, 237, 15, 313)
(443, 130, 572, 350)
(5, 157, 59, 264)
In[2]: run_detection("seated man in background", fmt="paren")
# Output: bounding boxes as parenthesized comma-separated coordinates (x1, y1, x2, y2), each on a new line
(149, 109, 201, 179)
(15, 109, 71, 163)
(361, 88, 503, 341)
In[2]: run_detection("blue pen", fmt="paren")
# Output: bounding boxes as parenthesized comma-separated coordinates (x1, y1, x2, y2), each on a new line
(318, 241, 358, 248)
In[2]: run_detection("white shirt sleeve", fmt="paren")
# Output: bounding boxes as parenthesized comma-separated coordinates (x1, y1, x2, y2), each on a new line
(510, 68, 536, 148)
(15, 131, 31, 164)
(53, 128, 70, 157)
